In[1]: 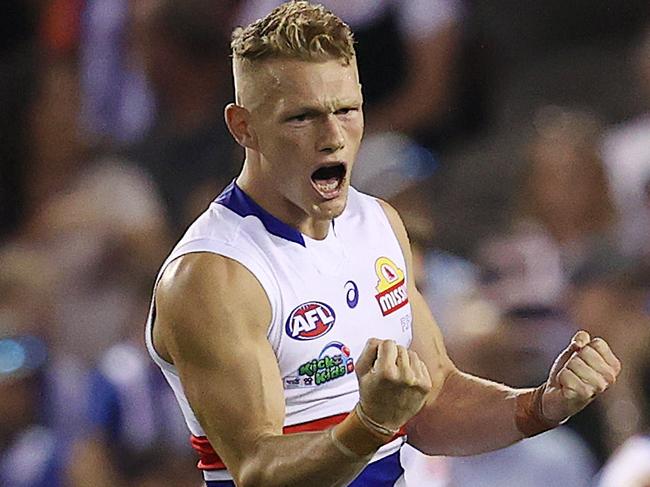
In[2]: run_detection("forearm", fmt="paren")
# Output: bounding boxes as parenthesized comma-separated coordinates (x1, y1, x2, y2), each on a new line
(239, 432, 366, 487)
(235, 410, 389, 487)
(406, 369, 534, 456)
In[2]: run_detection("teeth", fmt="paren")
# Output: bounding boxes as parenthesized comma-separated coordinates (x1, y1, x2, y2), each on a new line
(316, 180, 339, 192)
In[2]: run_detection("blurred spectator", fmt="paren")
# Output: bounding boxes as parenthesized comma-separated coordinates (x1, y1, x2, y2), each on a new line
(475, 225, 566, 317)
(18, 57, 170, 361)
(68, 329, 195, 487)
(25, 58, 86, 219)
(238, 0, 465, 150)
(0, 335, 68, 487)
(515, 106, 616, 270)
(352, 131, 439, 202)
(0, 243, 89, 442)
(568, 246, 650, 455)
(469, 0, 650, 131)
(124, 0, 243, 233)
(79, 0, 155, 146)
(602, 24, 650, 257)
(40, 0, 83, 58)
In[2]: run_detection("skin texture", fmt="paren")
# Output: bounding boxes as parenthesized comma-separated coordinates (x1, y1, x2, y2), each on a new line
(153, 56, 621, 486)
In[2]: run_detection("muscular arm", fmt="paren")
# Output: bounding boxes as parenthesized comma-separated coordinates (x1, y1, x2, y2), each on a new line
(378, 200, 620, 456)
(406, 288, 524, 455)
(154, 253, 386, 487)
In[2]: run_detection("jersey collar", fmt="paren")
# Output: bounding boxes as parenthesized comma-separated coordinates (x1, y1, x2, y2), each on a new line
(215, 180, 306, 246)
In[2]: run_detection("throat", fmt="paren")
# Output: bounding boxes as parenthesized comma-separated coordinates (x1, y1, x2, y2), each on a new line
(298, 216, 332, 240)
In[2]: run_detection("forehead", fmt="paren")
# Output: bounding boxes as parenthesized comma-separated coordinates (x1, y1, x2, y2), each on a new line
(245, 58, 362, 111)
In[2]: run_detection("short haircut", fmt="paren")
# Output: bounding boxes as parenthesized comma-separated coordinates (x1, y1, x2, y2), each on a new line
(231, 1, 356, 65)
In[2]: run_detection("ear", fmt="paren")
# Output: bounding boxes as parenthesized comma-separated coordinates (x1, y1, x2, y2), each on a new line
(224, 103, 258, 151)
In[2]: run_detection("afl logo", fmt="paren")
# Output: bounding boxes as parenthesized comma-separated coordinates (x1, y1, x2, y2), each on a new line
(285, 301, 336, 340)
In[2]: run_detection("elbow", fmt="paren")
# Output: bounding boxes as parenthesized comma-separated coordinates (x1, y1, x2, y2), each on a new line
(405, 420, 436, 456)
(235, 472, 261, 487)
(236, 461, 275, 487)
(235, 465, 262, 487)
(404, 400, 451, 456)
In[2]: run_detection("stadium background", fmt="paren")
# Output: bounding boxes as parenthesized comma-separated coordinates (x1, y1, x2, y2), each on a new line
(1, 0, 650, 485)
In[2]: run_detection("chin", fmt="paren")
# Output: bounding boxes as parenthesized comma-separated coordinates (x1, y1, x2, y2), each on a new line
(312, 194, 348, 220)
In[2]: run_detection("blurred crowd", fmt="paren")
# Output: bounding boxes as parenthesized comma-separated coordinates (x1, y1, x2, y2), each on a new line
(1, 0, 650, 486)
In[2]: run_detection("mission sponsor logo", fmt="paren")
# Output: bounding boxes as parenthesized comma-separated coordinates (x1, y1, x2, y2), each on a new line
(374, 257, 409, 316)
(284, 341, 355, 389)
(285, 301, 336, 340)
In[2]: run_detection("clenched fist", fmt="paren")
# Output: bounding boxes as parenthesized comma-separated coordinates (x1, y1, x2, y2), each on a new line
(355, 338, 433, 431)
(541, 330, 621, 422)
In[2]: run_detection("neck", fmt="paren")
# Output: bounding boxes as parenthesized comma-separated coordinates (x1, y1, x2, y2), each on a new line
(236, 159, 332, 240)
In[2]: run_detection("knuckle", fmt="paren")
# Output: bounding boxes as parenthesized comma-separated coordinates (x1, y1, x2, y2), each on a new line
(381, 368, 399, 384)
(603, 369, 617, 384)
(403, 371, 416, 386)
(562, 387, 579, 400)
(558, 369, 571, 385)
(613, 357, 622, 373)
(590, 337, 606, 348)
(574, 384, 588, 398)
(566, 362, 581, 376)
(417, 380, 432, 394)
(578, 348, 595, 362)
(579, 383, 594, 398)
(378, 339, 390, 349)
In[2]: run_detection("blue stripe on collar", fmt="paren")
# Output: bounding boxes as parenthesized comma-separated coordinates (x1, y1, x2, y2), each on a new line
(215, 181, 306, 246)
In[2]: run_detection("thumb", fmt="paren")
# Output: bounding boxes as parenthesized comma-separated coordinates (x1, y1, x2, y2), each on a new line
(548, 330, 591, 384)
(355, 338, 381, 377)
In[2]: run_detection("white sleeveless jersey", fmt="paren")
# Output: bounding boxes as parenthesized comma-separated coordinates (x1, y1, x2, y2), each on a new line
(146, 181, 413, 483)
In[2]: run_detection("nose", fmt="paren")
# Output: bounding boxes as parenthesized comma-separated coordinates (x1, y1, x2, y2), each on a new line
(317, 114, 345, 153)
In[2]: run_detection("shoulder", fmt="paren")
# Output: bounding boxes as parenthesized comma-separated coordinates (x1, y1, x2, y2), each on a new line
(154, 252, 272, 365)
(158, 252, 269, 311)
(156, 252, 272, 340)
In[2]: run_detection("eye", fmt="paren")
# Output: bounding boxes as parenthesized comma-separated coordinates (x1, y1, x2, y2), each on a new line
(334, 107, 359, 119)
(286, 111, 317, 124)
(290, 113, 309, 122)
(335, 107, 356, 116)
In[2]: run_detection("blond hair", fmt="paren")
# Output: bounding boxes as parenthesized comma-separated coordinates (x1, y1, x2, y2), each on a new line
(231, 1, 355, 65)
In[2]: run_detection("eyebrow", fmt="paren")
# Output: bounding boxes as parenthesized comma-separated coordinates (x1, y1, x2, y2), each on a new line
(282, 98, 361, 116)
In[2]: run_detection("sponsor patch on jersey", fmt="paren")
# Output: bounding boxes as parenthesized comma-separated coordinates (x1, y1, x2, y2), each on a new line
(374, 257, 409, 316)
(284, 341, 355, 389)
(285, 301, 336, 340)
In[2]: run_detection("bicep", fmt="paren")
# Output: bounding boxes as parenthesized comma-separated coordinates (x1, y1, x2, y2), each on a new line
(408, 287, 455, 400)
(155, 253, 285, 475)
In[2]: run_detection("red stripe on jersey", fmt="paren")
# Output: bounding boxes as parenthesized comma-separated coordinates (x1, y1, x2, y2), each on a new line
(190, 412, 406, 471)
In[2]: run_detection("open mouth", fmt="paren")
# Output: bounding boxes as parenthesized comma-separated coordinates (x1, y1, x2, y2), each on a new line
(310, 163, 346, 199)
